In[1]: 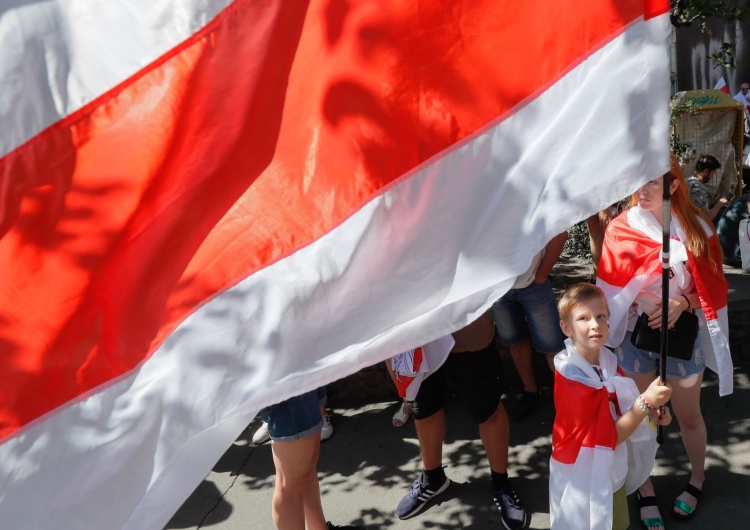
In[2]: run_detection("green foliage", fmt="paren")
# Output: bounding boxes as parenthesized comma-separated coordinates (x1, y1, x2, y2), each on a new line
(671, 0, 749, 68)
(708, 42, 737, 69)
(669, 96, 701, 164)
(562, 221, 592, 261)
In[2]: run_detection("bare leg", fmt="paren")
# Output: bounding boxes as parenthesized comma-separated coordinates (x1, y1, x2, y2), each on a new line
(508, 339, 537, 393)
(670, 372, 706, 515)
(270, 433, 327, 530)
(414, 409, 446, 471)
(478, 403, 510, 473)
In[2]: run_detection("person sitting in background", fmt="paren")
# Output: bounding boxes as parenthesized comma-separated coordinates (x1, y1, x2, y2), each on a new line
(733, 83, 750, 138)
(716, 194, 750, 267)
(686, 155, 731, 223)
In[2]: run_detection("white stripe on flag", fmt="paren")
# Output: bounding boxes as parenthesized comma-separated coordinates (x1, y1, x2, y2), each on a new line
(0, 0, 232, 156)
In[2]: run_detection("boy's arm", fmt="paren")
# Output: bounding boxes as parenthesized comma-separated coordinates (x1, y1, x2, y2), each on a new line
(534, 231, 568, 284)
(615, 402, 651, 444)
(615, 378, 672, 444)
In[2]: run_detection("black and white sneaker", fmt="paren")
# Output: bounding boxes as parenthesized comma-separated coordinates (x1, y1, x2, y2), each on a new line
(492, 486, 527, 530)
(395, 473, 450, 520)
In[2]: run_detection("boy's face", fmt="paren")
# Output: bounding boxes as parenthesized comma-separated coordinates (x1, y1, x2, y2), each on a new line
(560, 297, 609, 355)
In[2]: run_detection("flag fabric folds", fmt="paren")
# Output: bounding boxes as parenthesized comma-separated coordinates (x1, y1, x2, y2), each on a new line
(0, 1, 671, 528)
(596, 207, 733, 396)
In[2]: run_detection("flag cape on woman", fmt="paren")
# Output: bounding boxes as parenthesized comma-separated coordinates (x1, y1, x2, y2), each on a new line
(597, 207, 733, 395)
(0, 0, 671, 528)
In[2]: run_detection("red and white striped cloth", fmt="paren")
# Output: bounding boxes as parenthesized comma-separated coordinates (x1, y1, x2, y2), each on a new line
(714, 77, 730, 94)
(550, 339, 657, 530)
(597, 206, 732, 396)
(0, 1, 671, 528)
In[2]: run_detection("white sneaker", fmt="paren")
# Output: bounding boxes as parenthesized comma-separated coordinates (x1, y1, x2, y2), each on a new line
(320, 412, 333, 441)
(252, 421, 270, 444)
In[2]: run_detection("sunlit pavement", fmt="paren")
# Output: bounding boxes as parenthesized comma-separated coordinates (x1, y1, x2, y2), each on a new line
(166, 360, 749, 530)
(168, 259, 750, 530)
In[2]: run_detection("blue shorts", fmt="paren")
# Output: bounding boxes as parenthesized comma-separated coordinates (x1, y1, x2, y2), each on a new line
(616, 332, 705, 379)
(260, 387, 327, 442)
(491, 279, 565, 354)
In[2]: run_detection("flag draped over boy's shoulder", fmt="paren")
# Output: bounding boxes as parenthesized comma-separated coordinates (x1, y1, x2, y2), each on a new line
(597, 206, 732, 395)
(550, 339, 657, 530)
(0, 0, 671, 528)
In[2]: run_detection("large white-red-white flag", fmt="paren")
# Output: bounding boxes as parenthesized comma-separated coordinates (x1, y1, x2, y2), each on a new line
(0, 1, 670, 528)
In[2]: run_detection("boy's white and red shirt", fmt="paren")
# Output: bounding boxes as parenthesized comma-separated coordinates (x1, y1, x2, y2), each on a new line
(597, 206, 733, 396)
(549, 339, 657, 530)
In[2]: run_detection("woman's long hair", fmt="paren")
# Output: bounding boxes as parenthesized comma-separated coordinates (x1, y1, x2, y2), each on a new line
(630, 153, 723, 271)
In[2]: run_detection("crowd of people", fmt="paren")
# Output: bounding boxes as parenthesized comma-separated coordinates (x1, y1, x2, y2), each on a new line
(251, 153, 733, 530)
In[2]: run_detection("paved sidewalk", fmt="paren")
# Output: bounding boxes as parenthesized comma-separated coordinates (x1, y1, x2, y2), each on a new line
(167, 259, 750, 529)
(166, 362, 750, 530)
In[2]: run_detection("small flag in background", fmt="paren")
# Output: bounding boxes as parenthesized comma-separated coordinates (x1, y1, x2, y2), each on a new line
(715, 76, 730, 94)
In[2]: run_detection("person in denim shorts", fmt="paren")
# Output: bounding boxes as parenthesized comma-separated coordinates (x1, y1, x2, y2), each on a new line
(259, 388, 363, 530)
(492, 232, 567, 422)
(394, 314, 527, 529)
(597, 155, 733, 528)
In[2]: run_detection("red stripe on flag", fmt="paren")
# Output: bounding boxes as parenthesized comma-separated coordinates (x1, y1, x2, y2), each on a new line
(0, 0, 668, 439)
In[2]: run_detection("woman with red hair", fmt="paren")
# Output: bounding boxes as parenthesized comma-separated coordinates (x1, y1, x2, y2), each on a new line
(596, 153, 732, 530)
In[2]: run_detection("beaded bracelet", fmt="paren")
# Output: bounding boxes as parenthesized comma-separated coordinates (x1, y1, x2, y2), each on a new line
(635, 398, 651, 415)
(637, 395, 655, 413)
(681, 294, 691, 310)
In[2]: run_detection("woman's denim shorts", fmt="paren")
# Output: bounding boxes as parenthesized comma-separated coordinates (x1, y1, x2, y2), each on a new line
(260, 386, 326, 442)
(616, 331, 705, 379)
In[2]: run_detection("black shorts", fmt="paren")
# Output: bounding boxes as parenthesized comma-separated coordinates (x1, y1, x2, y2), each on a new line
(409, 341, 504, 424)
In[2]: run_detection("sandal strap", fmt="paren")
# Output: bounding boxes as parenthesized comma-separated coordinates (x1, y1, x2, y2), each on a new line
(642, 517, 664, 527)
(637, 494, 659, 508)
(674, 499, 695, 515)
(684, 483, 703, 499)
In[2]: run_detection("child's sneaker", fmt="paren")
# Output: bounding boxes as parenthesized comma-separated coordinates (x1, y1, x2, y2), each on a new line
(251, 421, 270, 444)
(320, 412, 333, 441)
(491, 485, 527, 530)
(395, 473, 450, 520)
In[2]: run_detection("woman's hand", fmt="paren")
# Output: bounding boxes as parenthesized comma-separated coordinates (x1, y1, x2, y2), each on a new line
(659, 297, 687, 328)
(637, 292, 687, 329)
(635, 292, 661, 327)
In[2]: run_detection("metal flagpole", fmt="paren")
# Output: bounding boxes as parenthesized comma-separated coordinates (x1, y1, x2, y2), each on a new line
(657, 170, 671, 444)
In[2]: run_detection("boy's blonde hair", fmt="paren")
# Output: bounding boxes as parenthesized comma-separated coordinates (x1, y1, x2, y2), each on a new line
(558, 282, 610, 322)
